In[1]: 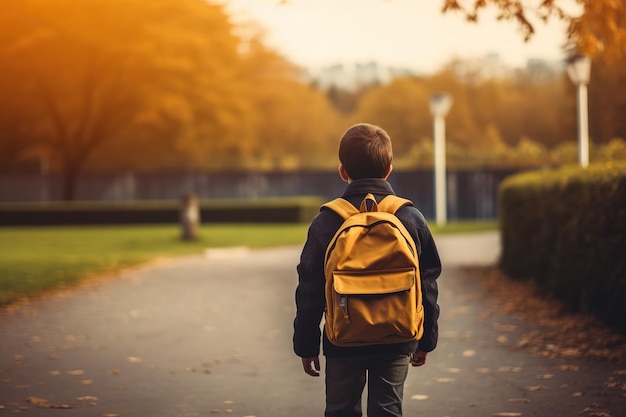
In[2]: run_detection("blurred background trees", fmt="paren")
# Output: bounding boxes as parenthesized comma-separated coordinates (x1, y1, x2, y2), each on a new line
(443, 0, 626, 60)
(1, 0, 249, 199)
(1, 0, 625, 200)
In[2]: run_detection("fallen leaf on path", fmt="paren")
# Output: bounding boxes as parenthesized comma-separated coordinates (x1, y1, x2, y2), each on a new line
(604, 376, 626, 390)
(81, 379, 94, 385)
(127, 357, 143, 363)
(435, 377, 455, 383)
(462, 350, 475, 357)
(26, 397, 49, 407)
(48, 371, 61, 376)
(26, 396, 73, 409)
(526, 385, 549, 391)
(560, 348, 583, 358)
(411, 394, 429, 400)
(508, 398, 530, 403)
(76, 396, 99, 402)
(49, 403, 72, 409)
(582, 405, 611, 417)
(66, 370, 85, 376)
(493, 413, 522, 417)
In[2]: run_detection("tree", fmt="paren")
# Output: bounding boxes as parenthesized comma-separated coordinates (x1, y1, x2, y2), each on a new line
(351, 77, 432, 155)
(235, 33, 341, 169)
(0, 0, 244, 199)
(588, 55, 626, 144)
(442, 0, 626, 59)
(0, 53, 38, 173)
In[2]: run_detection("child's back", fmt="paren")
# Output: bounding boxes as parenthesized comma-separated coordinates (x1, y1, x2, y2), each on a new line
(293, 123, 441, 417)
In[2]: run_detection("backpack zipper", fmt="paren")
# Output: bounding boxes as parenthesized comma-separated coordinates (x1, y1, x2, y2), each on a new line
(339, 296, 350, 323)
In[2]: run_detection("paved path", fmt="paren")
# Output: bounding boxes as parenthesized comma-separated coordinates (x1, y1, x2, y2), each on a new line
(1, 231, 624, 416)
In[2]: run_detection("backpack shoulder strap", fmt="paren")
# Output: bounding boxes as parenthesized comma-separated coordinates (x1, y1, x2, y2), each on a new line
(377, 195, 413, 214)
(322, 198, 359, 220)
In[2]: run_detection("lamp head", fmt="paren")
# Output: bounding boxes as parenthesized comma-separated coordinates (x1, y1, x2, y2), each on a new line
(429, 93, 453, 117)
(566, 54, 591, 85)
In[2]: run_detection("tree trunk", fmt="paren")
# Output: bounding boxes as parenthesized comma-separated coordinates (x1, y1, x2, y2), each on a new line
(61, 163, 80, 201)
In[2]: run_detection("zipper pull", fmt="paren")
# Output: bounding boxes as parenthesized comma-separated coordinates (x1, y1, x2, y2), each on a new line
(339, 296, 350, 323)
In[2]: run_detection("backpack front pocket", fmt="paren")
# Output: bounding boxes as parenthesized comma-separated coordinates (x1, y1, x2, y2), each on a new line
(329, 268, 419, 345)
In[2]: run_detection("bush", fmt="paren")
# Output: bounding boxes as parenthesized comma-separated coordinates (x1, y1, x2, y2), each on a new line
(0, 197, 324, 226)
(498, 162, 626, 333)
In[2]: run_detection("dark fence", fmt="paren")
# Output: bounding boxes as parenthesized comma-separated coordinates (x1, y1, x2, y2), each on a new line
(0, 169, 524, 220)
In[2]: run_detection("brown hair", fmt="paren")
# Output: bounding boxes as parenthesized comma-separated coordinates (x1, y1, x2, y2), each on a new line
(338, 123, 393, 180)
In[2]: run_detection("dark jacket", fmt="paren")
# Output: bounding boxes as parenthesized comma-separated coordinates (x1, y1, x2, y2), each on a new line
(293, 178, 441, 358)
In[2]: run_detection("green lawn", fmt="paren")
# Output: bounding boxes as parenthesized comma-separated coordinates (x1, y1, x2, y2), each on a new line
(0, 221, 497, 305)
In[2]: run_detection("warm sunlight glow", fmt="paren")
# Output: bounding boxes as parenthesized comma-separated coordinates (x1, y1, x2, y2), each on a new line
(220, 0, 570, 73)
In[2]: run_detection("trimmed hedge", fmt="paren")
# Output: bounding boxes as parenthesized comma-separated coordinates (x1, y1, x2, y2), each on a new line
(0, 197, 323, 226)
(498, 163, 626, 333)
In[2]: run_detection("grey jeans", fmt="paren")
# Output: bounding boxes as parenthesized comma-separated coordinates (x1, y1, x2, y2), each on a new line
(325, 353, 410, 417)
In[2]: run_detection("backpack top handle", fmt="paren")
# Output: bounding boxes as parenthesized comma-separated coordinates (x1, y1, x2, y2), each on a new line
(323, 194, 413, 219)
(359, 193, 378, 213)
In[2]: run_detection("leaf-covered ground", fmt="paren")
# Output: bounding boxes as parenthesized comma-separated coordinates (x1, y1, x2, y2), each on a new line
(464, 266, 626, 363)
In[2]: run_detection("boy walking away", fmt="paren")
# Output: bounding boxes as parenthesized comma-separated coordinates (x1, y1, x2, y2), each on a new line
(293, 123, 441, 417)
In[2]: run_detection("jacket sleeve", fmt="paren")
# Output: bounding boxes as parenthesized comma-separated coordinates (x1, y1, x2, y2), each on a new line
(401, 206, 441, 353)
(416, 226, 441, 352)
(293, 218, 327, 358)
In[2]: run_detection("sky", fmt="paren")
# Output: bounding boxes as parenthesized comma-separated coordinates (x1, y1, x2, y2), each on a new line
(219, 0, 573, 74)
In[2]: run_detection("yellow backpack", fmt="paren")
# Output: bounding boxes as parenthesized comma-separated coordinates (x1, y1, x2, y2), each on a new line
(323, 193, 424, 347)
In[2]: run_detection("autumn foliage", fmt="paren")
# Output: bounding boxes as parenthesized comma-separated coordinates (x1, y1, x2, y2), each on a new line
(1, 0, 625, 200)
(443, 0, 626, 60)
(0, 0, 339, 199)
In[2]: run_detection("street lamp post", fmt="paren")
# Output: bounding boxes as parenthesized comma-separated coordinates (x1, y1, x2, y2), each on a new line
(566, 54, 591, 167)
(429, 93, 452, 227)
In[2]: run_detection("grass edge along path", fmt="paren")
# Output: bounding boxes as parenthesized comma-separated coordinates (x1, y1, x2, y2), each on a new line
(0, 221, 496, 306)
